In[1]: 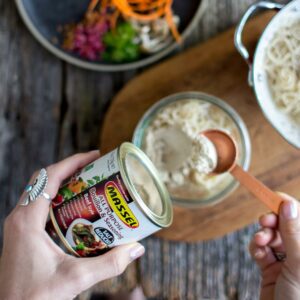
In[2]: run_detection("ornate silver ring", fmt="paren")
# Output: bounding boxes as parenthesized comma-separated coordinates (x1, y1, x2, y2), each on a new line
(21, 168, 51, 206)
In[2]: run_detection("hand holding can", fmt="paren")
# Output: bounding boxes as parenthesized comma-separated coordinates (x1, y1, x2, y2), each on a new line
(0, 151, 145, 299)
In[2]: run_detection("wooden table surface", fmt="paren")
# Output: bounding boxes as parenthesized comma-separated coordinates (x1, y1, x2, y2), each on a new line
(0, 0, 290, 299)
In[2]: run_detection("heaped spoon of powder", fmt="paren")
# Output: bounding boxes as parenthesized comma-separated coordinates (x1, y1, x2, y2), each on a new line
(202, 129, 284, 214)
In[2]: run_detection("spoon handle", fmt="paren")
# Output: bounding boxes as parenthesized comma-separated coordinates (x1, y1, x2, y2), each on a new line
(231, 164, 283, 214)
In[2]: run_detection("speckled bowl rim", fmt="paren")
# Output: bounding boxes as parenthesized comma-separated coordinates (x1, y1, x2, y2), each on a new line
(132, 91, 252, 208)
(15, 0, 208, 72)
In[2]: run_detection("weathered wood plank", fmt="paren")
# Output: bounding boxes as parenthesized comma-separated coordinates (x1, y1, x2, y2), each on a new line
(0, 0, 62, 247)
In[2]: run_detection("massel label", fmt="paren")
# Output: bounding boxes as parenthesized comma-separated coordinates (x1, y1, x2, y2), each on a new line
(105, 181, 139, 228)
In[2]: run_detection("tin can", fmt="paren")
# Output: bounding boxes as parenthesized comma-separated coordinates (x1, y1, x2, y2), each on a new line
(47, 142, 173, 257)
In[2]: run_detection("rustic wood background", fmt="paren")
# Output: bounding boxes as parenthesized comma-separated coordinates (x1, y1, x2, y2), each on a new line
(0, 0, 289, 299)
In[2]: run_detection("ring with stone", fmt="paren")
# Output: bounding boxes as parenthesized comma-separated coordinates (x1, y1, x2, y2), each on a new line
(21, 168, 51, 206)
(273, 251, 286, 262)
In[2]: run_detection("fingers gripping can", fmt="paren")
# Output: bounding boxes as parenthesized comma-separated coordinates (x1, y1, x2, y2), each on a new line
(48, 143, 173, 257)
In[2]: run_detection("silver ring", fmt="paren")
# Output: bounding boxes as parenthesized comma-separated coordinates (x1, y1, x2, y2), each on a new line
(273, 252, 286, 262)
(21, 168, 50, 206)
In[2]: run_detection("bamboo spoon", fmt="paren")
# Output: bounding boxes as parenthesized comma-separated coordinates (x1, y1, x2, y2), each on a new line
(202, 129, 283, 214)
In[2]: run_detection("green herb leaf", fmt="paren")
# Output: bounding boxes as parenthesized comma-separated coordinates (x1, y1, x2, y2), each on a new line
(93, 176, 101, 182)
(76, 242, 85, 250)
(59, 186, 73, 200)
(87, 179, 95, 186)
(84, 164, 94, 172)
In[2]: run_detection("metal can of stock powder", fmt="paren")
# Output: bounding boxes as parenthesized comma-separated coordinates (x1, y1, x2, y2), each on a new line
(47, 142, 173, 257)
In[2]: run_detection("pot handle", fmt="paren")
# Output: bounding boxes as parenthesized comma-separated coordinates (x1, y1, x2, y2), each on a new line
(234, 1, 284, 86)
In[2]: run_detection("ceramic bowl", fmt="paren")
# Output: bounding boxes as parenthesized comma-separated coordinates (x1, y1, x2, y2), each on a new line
(15, 0, 206, 71)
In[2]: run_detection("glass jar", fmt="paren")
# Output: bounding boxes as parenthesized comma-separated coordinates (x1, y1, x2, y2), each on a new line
(132, 91, 251, 207)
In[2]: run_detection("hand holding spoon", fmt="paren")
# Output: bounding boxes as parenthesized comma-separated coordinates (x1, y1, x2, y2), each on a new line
(202, 129, 283, 214)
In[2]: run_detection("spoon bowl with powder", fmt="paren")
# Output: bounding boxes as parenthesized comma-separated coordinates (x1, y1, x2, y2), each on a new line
(202, 129, 283, 214)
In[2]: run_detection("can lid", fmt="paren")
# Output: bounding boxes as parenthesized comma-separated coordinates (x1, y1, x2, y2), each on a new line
(118, 142, 173, 228)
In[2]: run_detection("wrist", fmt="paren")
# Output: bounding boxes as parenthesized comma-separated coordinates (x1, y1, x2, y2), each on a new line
(275, 271, 300, 300)
(28, 286, 73, 300)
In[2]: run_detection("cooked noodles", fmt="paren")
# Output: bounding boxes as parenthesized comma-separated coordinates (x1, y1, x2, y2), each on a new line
(265, 20, 300, 122)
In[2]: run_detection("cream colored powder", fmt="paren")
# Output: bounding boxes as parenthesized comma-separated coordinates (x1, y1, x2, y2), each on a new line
(125, 154, 163, 216)
(190, 134, 217, 174)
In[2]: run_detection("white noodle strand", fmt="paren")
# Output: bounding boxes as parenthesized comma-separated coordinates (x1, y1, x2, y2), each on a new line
(265, 20, 300, 122)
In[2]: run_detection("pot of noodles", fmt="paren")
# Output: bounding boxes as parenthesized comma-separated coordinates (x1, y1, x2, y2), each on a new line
(235, 0, 300, 148)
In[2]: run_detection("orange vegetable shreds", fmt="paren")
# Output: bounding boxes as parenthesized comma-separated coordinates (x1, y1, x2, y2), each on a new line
(135, 2, 166, 13)
(87, 0, 181, 42)
(101, 0, 108, 12)
(112, 0, 181, 42)
(113, 0, 165, 21)
(86, 0, 120, 29)
(88, 0, 100, 12)
(110, 9, 120, 29)
(165, 1, 181, 43)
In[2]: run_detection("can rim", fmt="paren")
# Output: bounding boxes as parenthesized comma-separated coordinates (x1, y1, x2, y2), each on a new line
(118, 142, 173, 228)
(49, 207, 80, 257)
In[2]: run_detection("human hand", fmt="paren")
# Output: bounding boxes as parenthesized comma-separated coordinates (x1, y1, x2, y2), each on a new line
(249, 193, 300, 300)
(0, 151, 145, 300)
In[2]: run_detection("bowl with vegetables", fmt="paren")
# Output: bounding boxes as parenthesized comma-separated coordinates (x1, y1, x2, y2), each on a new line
(15, 0, 206, 71)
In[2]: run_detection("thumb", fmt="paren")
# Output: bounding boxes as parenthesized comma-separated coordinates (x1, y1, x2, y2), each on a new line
(67, 243, 145, 293)
(278, 193, 300, 263)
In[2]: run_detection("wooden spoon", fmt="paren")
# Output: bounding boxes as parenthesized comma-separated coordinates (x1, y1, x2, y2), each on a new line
(202, 129, 283, 214)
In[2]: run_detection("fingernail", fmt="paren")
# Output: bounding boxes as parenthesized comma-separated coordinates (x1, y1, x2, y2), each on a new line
(277, 192, 297, 202)
(90, 150, 100, 153)
(130, 245, 145, 261)
(255, 231, 265, 238)
(254, 248, 265, 259)
(90, 150, 100, 156)
(281, 201, 298, 220)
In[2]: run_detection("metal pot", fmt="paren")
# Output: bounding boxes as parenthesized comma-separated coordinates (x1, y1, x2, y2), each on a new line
(235, 0, 300, 148)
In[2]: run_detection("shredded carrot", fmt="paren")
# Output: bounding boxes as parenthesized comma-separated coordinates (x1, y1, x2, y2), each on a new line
(113, 0, 163, 21)
(111, 0, 181, 42)
(100, 0, 108, 13)
(87, 0, 99, 12)
(86, 0, 181, 42)
(86, 0, 117, 29)
(110, 9, 120, 29)
(165, 1, 181, 43)
(134, 2, 166, 13)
